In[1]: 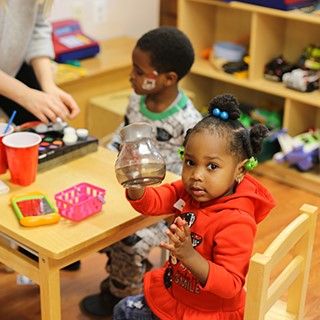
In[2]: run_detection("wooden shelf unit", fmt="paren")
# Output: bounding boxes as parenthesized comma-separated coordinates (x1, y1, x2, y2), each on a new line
(178, 0, 320, 194)
(160, 0, 178, 26)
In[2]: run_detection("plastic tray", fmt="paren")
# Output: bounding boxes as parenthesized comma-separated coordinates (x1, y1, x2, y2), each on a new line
(54, 182, 106, 221)
(213, 41, 246, 62)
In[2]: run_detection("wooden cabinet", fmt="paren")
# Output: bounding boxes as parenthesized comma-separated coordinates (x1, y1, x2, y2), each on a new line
(160, 0, 177, 26)
(178, 0, 320, 194)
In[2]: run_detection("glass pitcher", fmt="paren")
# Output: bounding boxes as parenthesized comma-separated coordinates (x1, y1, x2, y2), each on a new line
(115, 122, 166, 188)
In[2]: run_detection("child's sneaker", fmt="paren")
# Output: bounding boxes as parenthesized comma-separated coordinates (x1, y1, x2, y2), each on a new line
(80, 288, 121, 317)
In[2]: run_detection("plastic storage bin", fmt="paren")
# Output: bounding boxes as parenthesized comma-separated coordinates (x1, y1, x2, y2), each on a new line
(55, 182, 106, 221)
(224, 0, 317, 10)
(213, 42, 246, 62)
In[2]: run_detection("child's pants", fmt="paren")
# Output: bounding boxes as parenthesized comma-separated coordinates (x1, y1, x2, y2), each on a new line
(105, 220, 168, 297)
(113, 294, 159, 320)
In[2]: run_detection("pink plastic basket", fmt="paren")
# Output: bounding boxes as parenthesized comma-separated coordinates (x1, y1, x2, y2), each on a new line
(54, 182, 106, 221)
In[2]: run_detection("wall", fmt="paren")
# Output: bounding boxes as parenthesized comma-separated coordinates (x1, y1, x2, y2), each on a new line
(50, 0, 160, 40)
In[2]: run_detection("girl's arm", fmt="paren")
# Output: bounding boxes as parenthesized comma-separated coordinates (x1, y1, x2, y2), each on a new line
(163, 212, 257, 298)
(126, 181, 183, 216)
(182, 250, 209, 286)
(160, 217, 209, 285)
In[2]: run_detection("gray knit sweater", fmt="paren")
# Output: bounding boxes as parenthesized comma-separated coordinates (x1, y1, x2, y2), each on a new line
(0, 0, 54, 77)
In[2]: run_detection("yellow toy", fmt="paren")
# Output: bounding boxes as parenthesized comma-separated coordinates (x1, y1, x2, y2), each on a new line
(11, 192, 60, 227)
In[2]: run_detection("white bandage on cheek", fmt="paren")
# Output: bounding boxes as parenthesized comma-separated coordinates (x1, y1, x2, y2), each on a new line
(142, 78, 156, 90)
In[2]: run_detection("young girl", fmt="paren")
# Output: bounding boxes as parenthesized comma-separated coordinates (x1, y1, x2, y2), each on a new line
(113, 93, 276, 320)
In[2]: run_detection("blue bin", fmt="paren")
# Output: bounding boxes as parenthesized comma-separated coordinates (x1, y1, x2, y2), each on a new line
(224, 0, 317, 10)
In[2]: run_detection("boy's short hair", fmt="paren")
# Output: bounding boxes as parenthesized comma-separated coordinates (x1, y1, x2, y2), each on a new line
(136, 26, 194, 81)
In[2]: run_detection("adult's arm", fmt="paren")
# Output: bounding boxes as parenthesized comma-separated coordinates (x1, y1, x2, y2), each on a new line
(31, 57, 80, 120)
(0, 4, 79, 123)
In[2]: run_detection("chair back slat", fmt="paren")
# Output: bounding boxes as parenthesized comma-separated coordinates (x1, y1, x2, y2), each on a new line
(266, 256, 303, 310)
(244, 204, 318, 320)
(264, 214, 309, 266)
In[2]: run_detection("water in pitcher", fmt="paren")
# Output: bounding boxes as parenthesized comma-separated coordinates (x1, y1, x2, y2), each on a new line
(115, 162, 166, 188)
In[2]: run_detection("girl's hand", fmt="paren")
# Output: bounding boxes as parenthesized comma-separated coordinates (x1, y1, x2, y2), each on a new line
(161, 216, 210, 286)
(160, 216, 194, 262)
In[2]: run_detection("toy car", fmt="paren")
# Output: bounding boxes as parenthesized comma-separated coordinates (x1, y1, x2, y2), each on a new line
(264, 55, 295, 82)
(282, 68, 320, 92)
(273, 129, 320, 171)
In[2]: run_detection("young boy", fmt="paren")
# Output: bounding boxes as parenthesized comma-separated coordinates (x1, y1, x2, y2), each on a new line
(80, 26, 202, 317)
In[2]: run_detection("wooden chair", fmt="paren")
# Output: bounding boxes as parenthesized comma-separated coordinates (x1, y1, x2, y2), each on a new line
(244, 204, 318, 320)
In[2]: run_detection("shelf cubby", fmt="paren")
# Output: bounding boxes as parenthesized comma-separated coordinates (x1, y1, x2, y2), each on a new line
(178, 0, 320, 195)
(284, 99, 320, 135)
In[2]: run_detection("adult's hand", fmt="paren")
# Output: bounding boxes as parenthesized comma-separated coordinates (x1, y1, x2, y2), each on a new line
(0, 68, 79, 124)
(21, 87, 71, 123)
(43, 84, 80, 119)
(30, 57, 80, 122)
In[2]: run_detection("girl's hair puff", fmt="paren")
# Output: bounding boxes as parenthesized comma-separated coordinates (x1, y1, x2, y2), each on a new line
(184, 94, 269, 162)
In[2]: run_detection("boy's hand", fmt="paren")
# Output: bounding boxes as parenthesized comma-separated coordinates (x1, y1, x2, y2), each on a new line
(160, 217, 194, 262)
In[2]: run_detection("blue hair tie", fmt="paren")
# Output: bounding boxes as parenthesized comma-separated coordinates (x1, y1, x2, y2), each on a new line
(212, 107, 229, 121)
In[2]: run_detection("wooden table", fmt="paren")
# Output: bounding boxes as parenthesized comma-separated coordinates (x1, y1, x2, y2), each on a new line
(0, 148, 177, 320)
(57, 37, 135, 129)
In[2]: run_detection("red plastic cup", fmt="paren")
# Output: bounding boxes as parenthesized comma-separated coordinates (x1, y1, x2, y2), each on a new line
(0, 123, 14, 174)
(2, 132, 41, 186)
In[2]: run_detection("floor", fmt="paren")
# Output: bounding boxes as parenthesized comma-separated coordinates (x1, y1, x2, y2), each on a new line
(0, 174, 319, 320)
